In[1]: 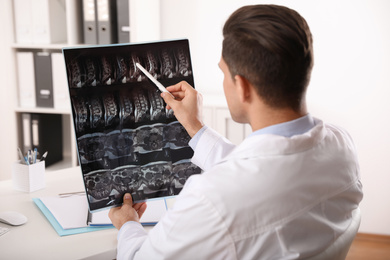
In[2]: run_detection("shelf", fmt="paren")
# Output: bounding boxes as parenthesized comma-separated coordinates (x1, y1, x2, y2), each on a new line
(8, 0, 161, 178)
(15, 107, 71, 115)
(11, 43, 87, 51)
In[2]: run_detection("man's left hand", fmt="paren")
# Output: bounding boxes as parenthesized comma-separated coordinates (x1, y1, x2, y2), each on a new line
(109, 193, 147, 230)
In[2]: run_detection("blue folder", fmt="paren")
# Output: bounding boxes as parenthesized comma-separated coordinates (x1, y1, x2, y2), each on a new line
(33, 198, 114, 237)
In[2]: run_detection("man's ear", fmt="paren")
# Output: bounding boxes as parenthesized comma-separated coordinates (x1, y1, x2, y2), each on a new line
(234, 75, 251, 103)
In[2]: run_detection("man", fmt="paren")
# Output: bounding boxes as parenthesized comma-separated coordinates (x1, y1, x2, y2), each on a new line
(109, 4, 363, 259)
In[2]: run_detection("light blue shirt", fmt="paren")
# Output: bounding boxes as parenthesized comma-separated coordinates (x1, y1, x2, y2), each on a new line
(189, 114, 316, 149)
(248, 113, 316, 138)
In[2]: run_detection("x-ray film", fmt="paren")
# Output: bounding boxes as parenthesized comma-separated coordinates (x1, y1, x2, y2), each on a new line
(63, 39, 201, 212)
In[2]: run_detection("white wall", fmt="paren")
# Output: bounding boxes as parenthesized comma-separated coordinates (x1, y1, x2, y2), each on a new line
(0, 0, 18, 180)
(160, 0, 390, 235)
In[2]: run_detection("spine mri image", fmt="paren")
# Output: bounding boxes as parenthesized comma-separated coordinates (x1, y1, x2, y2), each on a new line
(63, 40, 201, 211)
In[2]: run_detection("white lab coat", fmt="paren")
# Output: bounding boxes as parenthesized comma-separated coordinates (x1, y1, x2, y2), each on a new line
(116, 118, 363, 260)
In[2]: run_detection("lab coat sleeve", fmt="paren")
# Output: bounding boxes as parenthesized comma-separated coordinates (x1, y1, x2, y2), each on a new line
(191, 127, 236, 171)
(116, 221, 148, 260)
(116, 175, 236, 260)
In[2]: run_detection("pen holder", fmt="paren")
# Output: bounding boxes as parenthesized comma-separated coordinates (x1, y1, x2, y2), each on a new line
(12, 160, 45, 192)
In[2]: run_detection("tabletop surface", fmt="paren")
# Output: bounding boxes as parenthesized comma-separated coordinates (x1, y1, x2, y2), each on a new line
(0, 166, 123, 260)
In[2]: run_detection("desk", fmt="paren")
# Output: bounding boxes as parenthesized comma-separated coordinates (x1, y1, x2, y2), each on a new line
(0, 166, 150, 260)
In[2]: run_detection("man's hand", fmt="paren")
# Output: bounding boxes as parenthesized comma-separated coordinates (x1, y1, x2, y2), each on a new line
(108, 193, 147, 230)
(161, 81, 204, 137)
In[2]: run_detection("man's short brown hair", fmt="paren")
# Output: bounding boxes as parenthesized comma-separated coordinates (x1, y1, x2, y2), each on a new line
(222, 5, 313, 111)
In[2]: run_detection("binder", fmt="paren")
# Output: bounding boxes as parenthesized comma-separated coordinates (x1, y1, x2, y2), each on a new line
(22, 113, 33, 153)
(16, 52, 36, 108)
(32, 113, 63, 167)
(32, 195, 174, 236)
(13, 0, 67, 44)
(33, 197, 113, 237)
(96, 0, 118, 44)
(116, 0, 130, 43)
(34, 52, 54, 108)
(51, 53, 71, 110)
(82, 0, 98, 44)
(21, 113, 63, 167)
(13, 0, 33, 44)
(66, 0, 84, 45)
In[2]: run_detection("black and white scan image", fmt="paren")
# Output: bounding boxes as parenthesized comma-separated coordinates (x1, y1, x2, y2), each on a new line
(63, 39, 201, 211)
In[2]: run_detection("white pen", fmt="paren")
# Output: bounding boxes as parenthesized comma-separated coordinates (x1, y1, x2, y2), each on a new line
(58, 191, 85, 197)
(135, 63, 175, 99)
(17, 147, 27, 165)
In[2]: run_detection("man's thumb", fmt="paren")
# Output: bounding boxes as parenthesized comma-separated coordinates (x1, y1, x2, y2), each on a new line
(123, 193, 133, 205)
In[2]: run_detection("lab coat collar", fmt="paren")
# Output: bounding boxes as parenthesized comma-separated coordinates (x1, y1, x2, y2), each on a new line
(221, 118, 326, 161)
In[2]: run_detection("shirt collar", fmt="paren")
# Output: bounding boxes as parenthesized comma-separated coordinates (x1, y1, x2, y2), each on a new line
(248, 114, 316, 138)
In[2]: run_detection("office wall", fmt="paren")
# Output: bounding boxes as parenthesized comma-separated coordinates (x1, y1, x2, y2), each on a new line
(160, 0, 390, 235)
(0, 0, 18, 180)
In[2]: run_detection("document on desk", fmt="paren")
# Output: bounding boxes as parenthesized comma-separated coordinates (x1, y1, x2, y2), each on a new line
(33, 195, 172, 236)
(39, 195, 89, 229)
(88, 198, 169, 226)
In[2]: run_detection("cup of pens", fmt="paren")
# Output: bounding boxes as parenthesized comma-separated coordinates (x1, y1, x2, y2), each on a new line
(12, 148, 48, 192)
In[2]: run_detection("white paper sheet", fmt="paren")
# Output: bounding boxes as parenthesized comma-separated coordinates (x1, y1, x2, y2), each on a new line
(90, 198, 168, 225)
(39, 195, 171, 229)
(40, 195, 89, 229)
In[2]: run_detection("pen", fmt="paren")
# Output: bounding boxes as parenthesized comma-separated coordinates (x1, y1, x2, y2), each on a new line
(17, 147, 27, 165)
(33, 148, 38, 164)
(58, 191, 85, 197)
(135, 63, 175, 99)
(27, 150, 32, 165)
(40, 151, 48, 162)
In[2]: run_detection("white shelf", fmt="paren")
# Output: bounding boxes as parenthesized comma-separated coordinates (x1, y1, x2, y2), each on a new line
(10, 0, 161, 175)
(15, 107, 71, 115)
(11, 43, 87, 50)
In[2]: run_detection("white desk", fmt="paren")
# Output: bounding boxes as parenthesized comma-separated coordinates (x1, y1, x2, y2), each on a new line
(0, 166, 149, 260)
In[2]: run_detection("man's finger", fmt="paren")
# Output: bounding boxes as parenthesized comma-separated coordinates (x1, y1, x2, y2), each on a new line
(169, 91, 185, 100)
(108, 207, 116, 220)
(161, 92, 177, 109)
(133, 202, 147, 212)
(165, 82, 185, 92)
(137, 203, 148, 219)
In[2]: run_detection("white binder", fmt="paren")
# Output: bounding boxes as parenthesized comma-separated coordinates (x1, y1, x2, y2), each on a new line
(13, 0, 33, 44)
(32, 0, 67, 44)
(51, 53, 71, 110)
(22, 113, 32, 152)
(16, 52, 36, 108)
(13, 0, 67, 44)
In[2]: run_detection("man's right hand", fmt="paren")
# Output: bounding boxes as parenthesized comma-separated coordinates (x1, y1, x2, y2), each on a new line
(161, 81, 204, 138)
